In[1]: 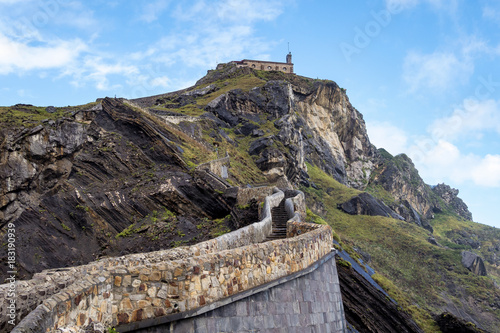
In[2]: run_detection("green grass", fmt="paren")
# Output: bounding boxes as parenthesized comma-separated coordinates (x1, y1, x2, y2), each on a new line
(302, 162, 500, 332)
(0, 102, 98, 128)
(115, 223, 137, 238)
(210, 215, 231, 238)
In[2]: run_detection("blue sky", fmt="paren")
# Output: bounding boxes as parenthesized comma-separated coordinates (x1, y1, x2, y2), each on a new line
(0, 0, 499, 227)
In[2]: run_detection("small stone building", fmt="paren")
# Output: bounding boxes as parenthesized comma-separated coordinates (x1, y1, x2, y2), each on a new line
(218, 52, 294, 74)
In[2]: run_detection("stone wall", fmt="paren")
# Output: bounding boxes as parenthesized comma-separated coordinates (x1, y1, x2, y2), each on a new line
(133, 251, 345, 333)
(10, 189, 338, 333)
(224, 186, 275, 209)
(284, 190, 306, 223)
(218, 60, 294, 74)
(195, 156, 230, 178)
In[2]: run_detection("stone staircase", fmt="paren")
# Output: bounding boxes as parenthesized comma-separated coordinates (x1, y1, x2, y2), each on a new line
(265, 199, 288, 241)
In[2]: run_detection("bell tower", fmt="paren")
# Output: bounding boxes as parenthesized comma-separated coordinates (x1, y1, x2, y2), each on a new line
(286, 52, 292, 64)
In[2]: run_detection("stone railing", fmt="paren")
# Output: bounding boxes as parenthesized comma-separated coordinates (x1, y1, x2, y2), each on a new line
(195, 156, 230, 178)
(10, 189, 333, 333)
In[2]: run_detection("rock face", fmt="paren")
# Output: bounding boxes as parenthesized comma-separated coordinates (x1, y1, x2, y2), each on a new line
(198, 70, 377, 188)
(336, 258, 424, 333)
(338, 192, 404, 220)
(435, 312, 486, 333)
(461, 251, 487, 276)
(0, 98, 233, 279)
(133, 66, 472, 235)
(365, 150, 473, 232)
(433, 183, 472, 221)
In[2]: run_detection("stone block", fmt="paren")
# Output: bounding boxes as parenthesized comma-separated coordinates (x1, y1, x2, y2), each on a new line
(137, 300, 151, 308)
(120, 298, 132, 311)
(114, 276, 122, 287)
(123, 275, 132, 287)
(150, 271, 162, 281)
(117, 312, 129, 325)
(147, 286, 157, 298)
(130, 294, 146, 301)
(235, 301, 248, 317)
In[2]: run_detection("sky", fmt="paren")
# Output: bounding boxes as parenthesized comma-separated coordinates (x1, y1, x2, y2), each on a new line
(0, 0, 499, 227)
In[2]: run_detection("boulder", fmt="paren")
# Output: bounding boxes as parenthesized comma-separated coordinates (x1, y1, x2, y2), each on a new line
(338, 192, 404, 220)
(461, 251, 487, 276)
(435, 312, 485, 333)
(249, 136, 274, 156)
(46, 106, 57, 113)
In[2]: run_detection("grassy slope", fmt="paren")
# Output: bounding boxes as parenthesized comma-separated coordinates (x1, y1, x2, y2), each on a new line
(302, 163, 500, 332)
(0, 102, 98, 129)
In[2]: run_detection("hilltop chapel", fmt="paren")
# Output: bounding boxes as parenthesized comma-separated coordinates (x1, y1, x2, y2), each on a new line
(217, 52, 294, 74)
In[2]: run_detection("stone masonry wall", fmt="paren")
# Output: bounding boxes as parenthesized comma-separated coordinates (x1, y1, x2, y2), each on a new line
(4, 188, 282, 332)
(195, 156, 230, 178)
(134, 251, 345, 333)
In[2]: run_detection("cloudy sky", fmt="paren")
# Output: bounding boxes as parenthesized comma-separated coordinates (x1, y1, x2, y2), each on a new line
(1, 0, 499, 227)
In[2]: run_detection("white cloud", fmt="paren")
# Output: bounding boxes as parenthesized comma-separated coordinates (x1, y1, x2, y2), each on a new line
(471, 155, 500, 187)
(428, 99, 500, 142)
(403, 51, 473, 93)
(150, 76, 170, 88)
(369, 113, 500, 189)
(0, 0, 286, 95)
(139, 0, 171, 23)
(367, 121, 408, 155)
(483, 6, 500, 24)
(410, 139, 500, 188)
(63, 56, 139, 91)
(145, 0, 285, 70)
(0, 32, 86, 74)
(214, 0, 284, 23)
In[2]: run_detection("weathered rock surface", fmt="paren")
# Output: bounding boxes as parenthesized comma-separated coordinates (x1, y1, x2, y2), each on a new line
(433, 183, 472, 221)
(366, 150, 473, 232)
(0, 98, 234, 279)
(336, 258, 424, 333)
(435, 312, 487, 333)
(338, 192, 404, 220)
(461, 251, 487, 276)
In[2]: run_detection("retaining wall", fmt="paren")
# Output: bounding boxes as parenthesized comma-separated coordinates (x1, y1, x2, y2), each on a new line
(132, 251, 345, 333)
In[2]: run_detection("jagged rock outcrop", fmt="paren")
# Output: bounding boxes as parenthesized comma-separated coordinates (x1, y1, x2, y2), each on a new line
(366, 150, 473, 232)
(367, 152, 436, 231)
(433, 183, 472, 221)
(461, 251, 487, 276)
(338, 192, 404, 220)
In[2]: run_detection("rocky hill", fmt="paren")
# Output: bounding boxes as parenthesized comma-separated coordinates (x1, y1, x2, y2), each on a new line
(1, 64, 500, 332)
